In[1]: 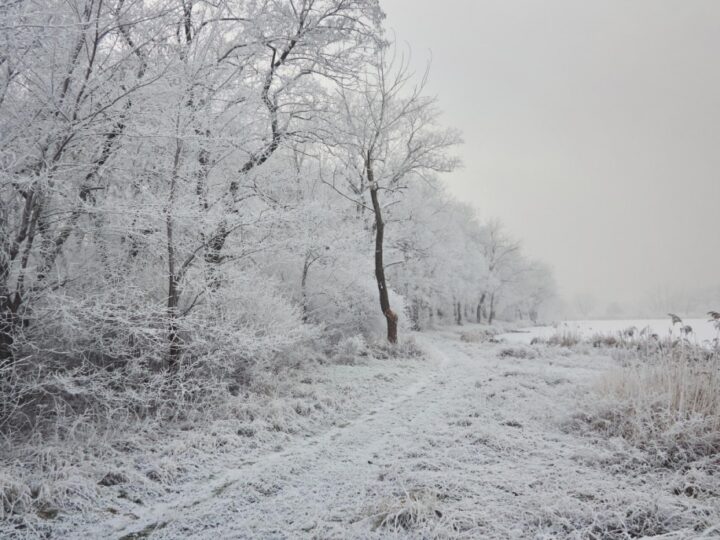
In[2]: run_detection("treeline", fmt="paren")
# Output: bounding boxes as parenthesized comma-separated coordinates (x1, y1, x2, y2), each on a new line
(0, 0, 554, 432)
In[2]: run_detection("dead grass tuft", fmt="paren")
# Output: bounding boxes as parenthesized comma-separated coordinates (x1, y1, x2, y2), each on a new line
(370, 488, 444, 531)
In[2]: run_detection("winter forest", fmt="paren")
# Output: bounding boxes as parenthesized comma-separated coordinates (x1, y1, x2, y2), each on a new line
(0, 0, 556, 362)
(1, 0, 718, 538)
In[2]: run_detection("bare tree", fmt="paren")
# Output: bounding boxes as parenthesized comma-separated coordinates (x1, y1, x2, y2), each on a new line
(331, 46, 461, 342)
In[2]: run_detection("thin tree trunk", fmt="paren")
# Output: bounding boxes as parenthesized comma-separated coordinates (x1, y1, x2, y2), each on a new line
(0, 292, 20, 361)
(410, 298, 420, 331)
(488, 292, 496, 325)
(477, 292, 486, 323)
(167, 137, 183, 369)
(368, 162, 397, 344)
(301, 255, 311, 323)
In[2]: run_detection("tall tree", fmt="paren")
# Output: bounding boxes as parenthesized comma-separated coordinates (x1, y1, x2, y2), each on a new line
(331, 47, 461, 342)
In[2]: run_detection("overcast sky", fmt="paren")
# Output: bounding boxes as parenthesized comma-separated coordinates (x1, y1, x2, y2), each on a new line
(382, 0, 720, 311)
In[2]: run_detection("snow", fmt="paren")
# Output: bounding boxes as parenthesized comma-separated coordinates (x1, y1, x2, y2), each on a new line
(8, 326, 716, 538)
(499, 318, 720, 345)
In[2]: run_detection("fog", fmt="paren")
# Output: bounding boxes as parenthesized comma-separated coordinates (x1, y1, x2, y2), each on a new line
(383, 0, 720, 316)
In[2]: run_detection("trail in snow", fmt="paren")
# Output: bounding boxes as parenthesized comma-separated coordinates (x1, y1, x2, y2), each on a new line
(66, 328, 712, 538)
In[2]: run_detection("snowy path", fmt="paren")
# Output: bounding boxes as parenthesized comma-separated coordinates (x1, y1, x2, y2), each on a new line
(79, 329, 696, 539)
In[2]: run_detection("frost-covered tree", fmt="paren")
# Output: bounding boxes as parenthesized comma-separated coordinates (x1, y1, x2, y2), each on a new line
(0, 0, 555, 441)
(329, 47, 461, 342)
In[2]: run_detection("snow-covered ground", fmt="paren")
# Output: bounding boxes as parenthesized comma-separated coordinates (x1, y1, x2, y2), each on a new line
(8, 326, 717, 539)
(499, 318, 719, 346)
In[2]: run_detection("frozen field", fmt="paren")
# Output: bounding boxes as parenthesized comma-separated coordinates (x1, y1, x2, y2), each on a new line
(500, 318, 719, 345)
(9, 326, 716, 539)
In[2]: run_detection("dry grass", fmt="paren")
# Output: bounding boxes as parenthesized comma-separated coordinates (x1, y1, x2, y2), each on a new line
(590, 352, 720, 465)
(572, 323, 720, 476)
(368, 488, 444, 532)
(532, 329, 583, 347)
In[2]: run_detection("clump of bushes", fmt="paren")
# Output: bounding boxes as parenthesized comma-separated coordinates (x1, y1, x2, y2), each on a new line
(498, 346, 538, 359)
(460, 327, 499, 343)
(531, 330, 583, 348)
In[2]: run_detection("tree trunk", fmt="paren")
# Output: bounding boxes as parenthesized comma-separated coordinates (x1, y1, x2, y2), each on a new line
(477, 292, 486, 323)
(166, 139, 182, 369)
(368, 162, 397, 344)
(0, 299, 19, 361)
(166, 202, 181, 368)
(167, 274, 181, 369)
(0, 256, 16, 360)
(301, 254, 311, 323)
(410, 298, 420, 331)
(488, 292, 496, 325)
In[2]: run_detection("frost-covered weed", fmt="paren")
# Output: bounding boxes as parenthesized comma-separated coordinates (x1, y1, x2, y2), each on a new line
(0, 475, 31, 519)
(369, 488, 444, 532)
(531, 329, 583, 347)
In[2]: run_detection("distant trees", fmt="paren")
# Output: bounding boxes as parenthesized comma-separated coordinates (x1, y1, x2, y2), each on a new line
(573, 293, 598, 320)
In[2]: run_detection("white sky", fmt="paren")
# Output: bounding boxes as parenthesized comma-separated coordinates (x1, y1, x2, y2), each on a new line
(382, 0, 720, 309)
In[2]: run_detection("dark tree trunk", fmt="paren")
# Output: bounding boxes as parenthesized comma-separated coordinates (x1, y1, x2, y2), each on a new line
(488, 292, 496, 325)
(477, 292, 486, 323)
(0, 187, 43, 361)
(0, 259, 15, 360)
(368, 162, 397, 344)
(0, 301, 19, 361)
(166, 142, 182, 369)
(167, 277, 181, 369)
(301, 255, 311, 323)
(203, 223, 227, 291)
(167, 218, 181, 370)
(456, 301, 462, 325)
